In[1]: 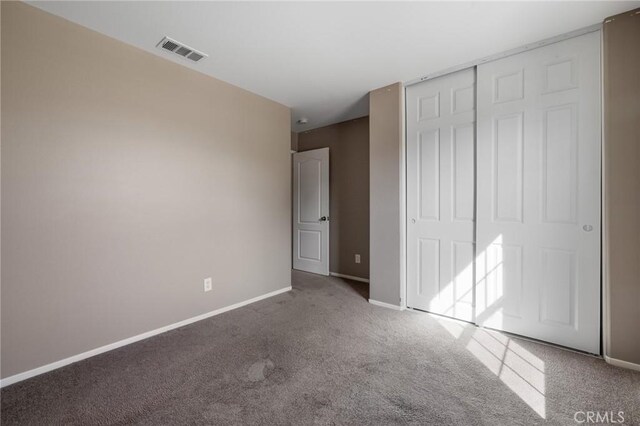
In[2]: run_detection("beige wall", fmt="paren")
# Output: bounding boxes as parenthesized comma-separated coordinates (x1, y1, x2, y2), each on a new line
(603, 8, 640, 366)
(1, 2, 291, 379)
(297, 117, 370, 279)
(369, 83, 403, 305)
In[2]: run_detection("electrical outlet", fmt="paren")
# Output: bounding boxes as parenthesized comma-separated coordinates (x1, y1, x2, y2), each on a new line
(355, 254, 361, 264)
(204, 277, 212, 292)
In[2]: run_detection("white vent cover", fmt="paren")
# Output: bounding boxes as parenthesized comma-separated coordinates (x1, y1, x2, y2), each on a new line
(156, 37, 208, 63)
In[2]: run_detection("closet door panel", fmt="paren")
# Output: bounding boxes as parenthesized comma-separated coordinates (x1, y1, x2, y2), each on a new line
(407, 68, 476, 322)
(476, 31, 601, 354)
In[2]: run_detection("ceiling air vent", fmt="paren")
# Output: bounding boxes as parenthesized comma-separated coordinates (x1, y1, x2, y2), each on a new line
(157, 37, 208, 63)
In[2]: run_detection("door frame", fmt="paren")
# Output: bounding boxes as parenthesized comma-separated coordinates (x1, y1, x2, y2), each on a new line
(401, 24, 605, 355)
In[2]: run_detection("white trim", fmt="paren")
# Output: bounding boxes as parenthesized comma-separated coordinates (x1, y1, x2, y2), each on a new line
(600, 27, 611, 363)
(405, 24, 602, 87)
(369, 299, 405, 311)
(604, 355, 640, 372)
(399, 84, 407, 309)
(0, 286, 292, 388)
(329, 272, 369, 283)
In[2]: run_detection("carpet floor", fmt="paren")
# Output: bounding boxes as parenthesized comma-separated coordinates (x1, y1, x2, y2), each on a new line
(2, 270, 639, 425)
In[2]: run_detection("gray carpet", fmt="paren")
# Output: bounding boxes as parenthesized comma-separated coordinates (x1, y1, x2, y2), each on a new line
(2, 270, 639, 425)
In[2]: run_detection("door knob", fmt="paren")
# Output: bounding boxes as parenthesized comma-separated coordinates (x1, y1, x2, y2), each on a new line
(319, 216, 328, 222)
(583, 225, 593, 232)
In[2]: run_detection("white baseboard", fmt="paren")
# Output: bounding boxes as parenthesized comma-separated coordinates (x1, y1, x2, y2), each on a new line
(368, 299, 405, 311)
(329, 272, 369, 283)
(0, 286, 292, 388)
(604, 355, 640, 372)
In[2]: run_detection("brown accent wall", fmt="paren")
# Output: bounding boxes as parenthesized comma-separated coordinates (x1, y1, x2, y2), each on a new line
(1, 2, 291, 379)
(297, 117, 370, 279)
(603, 8, 640, 366)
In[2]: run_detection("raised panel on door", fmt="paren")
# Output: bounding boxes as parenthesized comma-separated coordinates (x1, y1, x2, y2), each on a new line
(407, 68, 475, 322)
(418, 238, 440, 303)
(298, 159, 322, 223)
(419, 130, 440, 221)
(476, 31, 601, 354)
(298, 230, 322, 261)
(476, 239, 524, 326)
(493, 113, 524, 223)
(542, 105, 578, 224)
(450, 241, 474, 320)
(452, 124, 475, 222)
(540, 248, 576, 327)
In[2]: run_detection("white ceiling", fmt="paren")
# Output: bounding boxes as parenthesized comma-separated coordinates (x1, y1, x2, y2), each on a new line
(29, 1, 638, 131)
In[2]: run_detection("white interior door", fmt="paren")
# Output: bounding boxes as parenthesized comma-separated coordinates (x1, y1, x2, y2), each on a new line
(406, 68, 476, 322)
(475, 31, 601, 354)
(293, 148, 330, 275)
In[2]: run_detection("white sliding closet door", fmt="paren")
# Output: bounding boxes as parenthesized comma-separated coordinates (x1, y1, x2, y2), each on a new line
(475, 31, 601, 353)
(406, 68, 476, 322)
